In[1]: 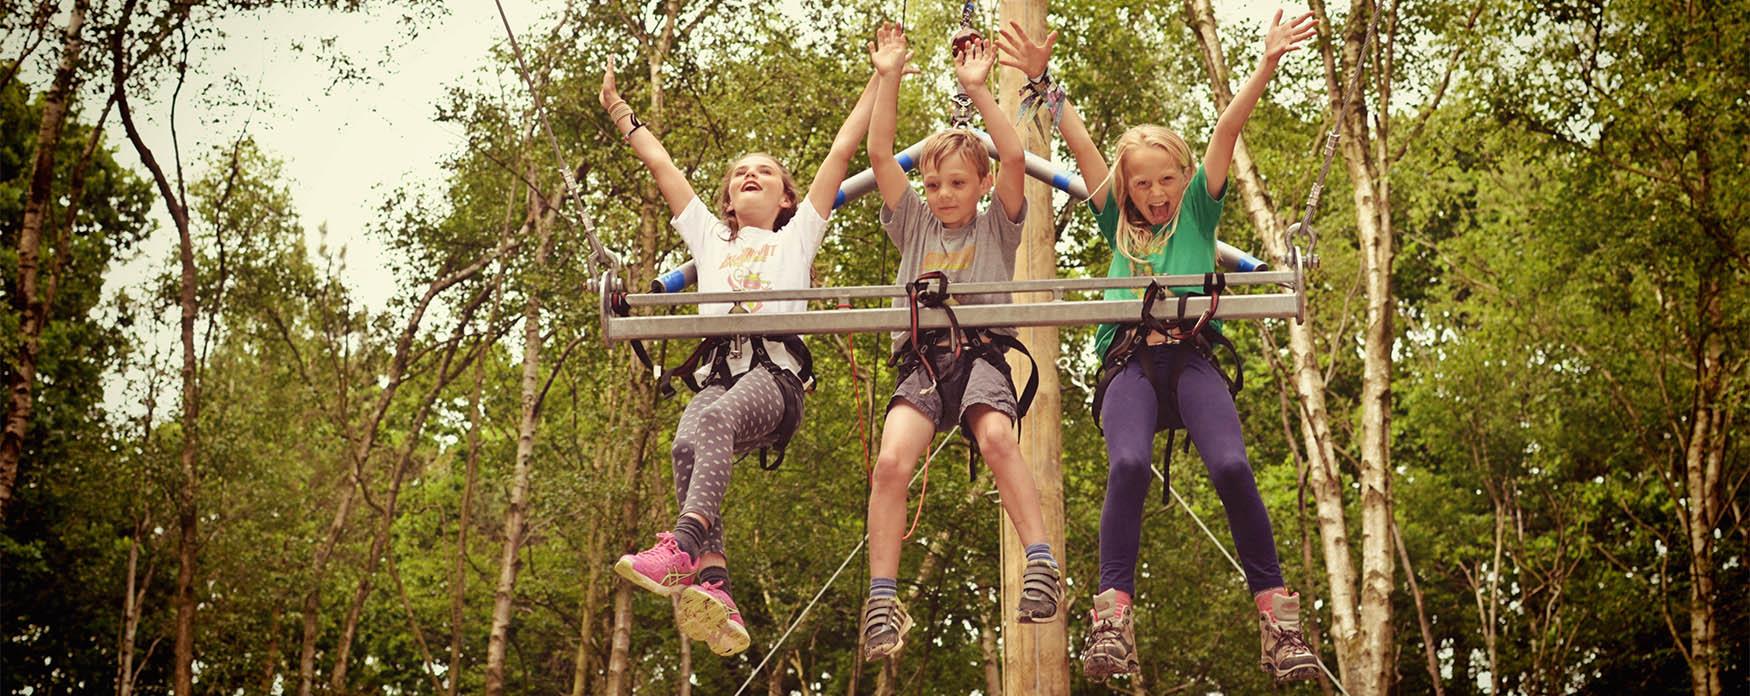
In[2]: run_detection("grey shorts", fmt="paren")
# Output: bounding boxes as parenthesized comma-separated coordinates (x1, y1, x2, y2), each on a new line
(888, 349, 1019, 432)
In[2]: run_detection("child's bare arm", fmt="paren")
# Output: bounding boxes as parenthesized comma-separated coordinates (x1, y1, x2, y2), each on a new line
(957, 39, 1024, 222)
(1205, 10, 1317, 197)
(868, 22, 913, 211)
(995, 21, 1109, 210)
(601, 58, 696, 217)
(806, 72, 881, 219)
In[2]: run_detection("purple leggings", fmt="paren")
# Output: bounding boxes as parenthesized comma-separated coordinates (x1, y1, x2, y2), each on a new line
(1097, 344, 1284, 595)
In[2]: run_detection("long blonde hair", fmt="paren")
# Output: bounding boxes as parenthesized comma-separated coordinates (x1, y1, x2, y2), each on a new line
(715, 152, 800, 239)
(1108, 125, 1194, 269)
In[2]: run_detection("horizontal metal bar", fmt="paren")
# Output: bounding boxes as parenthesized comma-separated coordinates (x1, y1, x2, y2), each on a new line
(623, 271, 1297, 307)
(605, 293, 1298, 342)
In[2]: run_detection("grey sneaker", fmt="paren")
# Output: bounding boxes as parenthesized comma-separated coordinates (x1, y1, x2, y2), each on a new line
(1081, 589, 1138, 680)
(1017, 558, 1062, 623)
(1259, 591, 1320, 682)
(861, 595, 914, 661)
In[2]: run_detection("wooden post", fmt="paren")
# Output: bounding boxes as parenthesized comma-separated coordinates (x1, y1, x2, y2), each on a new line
(997, 0, 1069, 693)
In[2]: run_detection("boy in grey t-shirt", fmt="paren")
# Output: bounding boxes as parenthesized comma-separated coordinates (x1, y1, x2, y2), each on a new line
(857, 22, 1061, 664)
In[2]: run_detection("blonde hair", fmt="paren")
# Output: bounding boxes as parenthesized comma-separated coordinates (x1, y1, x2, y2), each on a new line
(715, 152, 800, 237)
(1109, 125, 1194, 269)
(918, 129, 990, 179)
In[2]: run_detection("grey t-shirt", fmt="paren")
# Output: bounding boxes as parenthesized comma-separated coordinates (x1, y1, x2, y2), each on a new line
(882, 187, 1027, 352)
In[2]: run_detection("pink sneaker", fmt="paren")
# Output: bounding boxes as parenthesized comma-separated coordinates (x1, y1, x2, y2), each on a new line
(613, 532, 697, 597)
(678, 581, 751, 656)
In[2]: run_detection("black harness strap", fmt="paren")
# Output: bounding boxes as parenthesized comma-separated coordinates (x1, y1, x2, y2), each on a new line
(655, 333, 814, 471)
(1090, 274, 1242, 505)
(895, 271, 1040, 482)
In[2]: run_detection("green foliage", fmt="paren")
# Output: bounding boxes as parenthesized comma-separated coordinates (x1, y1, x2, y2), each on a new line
(3, 0, 1745, 694)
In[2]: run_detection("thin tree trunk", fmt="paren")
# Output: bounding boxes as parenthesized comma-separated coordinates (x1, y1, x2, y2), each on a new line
(1683, 279, 1726, 696)
(1392, 520, 1443, 696)
(483, 194, 557, 695)
(295, 244, 507, 696)
(115, 515, 148, 696)
(674, 595, 693, 696)
(604, 4, 680, 684)
(329, 283, 493, 690)
(979, 602, 1002, 696)
(1, 0, 86, 520)
(111, 0, 201, 686)
(450, 276, 502, 696)
(604, 582, 635, 694)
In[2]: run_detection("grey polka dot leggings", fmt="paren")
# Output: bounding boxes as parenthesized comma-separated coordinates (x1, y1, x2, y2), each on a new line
(671, 366, 787, 556)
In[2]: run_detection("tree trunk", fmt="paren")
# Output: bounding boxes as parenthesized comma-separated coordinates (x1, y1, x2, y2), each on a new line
(1682, 278, 1726, 696)
(1393, 521, 1443, 696)
(1, 0, 85, 520)
(483, 195, 557, 695)
(979, 602, 1002, 696)
(604, 6, 679, 687)
(673, 595, 693, 696)
(450, 277, 501, 696)
(996, 1, 1069, 694)
(295, 245, 504, 696)
(330, 290, 489, 690)
(604, 582, 635, 695)
(1183, 0, 1362, 683)
(115, 515, 148, 696)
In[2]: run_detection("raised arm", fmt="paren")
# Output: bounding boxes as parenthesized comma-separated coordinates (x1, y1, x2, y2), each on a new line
(1204, 10, 1317, 197)
(601, 57, 696, 217)
(806, 71, 881, 218)
(995, 21, 1110, 210)
(868, 22, 915, 211)
(956, 39, 1024, 222)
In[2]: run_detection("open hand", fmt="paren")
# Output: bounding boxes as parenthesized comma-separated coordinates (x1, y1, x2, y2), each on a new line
(870, 22, 914, 76)
(995, 20, 1058, 80)
(954, 37, 996, 90)
(1263, 9, 1318, 62)
(600, 56, 621, 109)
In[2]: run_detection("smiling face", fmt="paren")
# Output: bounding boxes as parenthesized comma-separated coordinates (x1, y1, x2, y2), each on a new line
(717, 153, 798, 232)
(1120, 145, 1193, 227)
(920, 151, 992, 229)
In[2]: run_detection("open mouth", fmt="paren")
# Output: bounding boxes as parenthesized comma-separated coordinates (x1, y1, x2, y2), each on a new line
(740, 181, 762, 193)
(1149, 202, 1171, 219)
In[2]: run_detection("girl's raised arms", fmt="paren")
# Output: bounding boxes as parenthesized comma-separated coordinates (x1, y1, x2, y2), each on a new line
(806, 66, 883, 219)
(601, 57, 697, 218)
(1202, 10, 1317, 197)
(994, 21, 1112, 211)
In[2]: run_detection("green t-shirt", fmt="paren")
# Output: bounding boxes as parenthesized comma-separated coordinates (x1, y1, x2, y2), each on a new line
(1090, 165, 1227, 360)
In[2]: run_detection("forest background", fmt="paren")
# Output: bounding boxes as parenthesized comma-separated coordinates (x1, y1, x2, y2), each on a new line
(1, 0, 1744, 694)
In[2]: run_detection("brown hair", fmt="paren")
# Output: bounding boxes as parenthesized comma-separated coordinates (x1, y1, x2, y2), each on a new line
(917, 129, 990, 179)
(714, 152, 801, 237)
(1108, 125, 1194, 267)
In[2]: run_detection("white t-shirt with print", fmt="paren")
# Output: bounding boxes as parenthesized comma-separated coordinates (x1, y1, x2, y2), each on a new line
(672, 195, 829, 380)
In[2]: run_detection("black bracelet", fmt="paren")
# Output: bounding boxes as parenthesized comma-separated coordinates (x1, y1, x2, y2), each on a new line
(622, 115, 646, 141)
(1027, 68, 1052, 87)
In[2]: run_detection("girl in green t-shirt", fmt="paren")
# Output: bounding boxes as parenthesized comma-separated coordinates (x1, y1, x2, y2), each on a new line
(998, 11, 1323, 684)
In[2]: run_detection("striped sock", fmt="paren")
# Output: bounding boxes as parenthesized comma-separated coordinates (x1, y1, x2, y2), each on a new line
(673, 516, 707, 559)
(869, 577, 898, 599)
(1025, 543, 1056, 564)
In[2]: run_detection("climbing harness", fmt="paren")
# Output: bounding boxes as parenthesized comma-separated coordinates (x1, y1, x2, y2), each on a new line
(652, 333, 815, 471)
(1090, 276, 1243, 506)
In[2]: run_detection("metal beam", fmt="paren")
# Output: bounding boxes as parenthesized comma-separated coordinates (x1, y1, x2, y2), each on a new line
(624, 271, 1296, 307)
(603, 293, 1298, 342)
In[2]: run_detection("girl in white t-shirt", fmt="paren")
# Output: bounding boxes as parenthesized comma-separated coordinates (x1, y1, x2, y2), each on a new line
(601, 56, 878, 657)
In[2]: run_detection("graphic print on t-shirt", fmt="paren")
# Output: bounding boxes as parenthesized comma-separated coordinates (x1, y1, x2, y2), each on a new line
(720, 241, 777, 313)
(922, 245, 976, 273)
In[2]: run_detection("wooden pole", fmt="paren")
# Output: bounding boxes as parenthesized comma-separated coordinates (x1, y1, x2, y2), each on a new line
(997, 0, 1068, 693)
